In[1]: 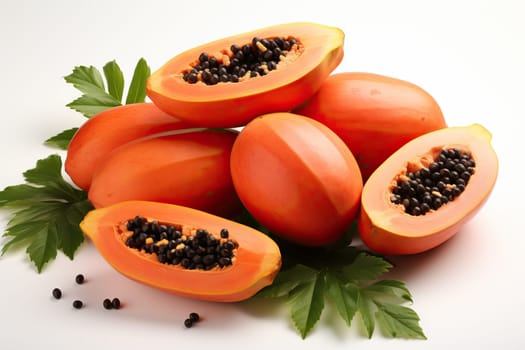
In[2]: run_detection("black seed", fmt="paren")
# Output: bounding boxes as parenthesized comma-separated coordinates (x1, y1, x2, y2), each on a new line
(75, 274, 85, 284)
(112, 298, 121, 310)
(189, 312, 200, 322)
(52, 288, 62, 299)
(103, 298, 113, 310)
(220, 228, 229, 239)
(184, 318, 193, 328)
(72, 300, 83, 309)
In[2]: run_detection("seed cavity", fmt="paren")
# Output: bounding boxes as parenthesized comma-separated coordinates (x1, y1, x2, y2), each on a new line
(390, 147, 476, 216)
(124, 215, 237, 270)
(182, 36, 301, 85)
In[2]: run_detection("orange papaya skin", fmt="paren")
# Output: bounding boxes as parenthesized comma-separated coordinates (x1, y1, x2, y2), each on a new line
(88, 129, 241, 218)
(80, 200, 281, 302)
(358, 124, 498, 255)
(230, 112, 363, 246)
(146, 22, 344, 128)
(295, 72, 447, 180)
(65, 103, 192, 190)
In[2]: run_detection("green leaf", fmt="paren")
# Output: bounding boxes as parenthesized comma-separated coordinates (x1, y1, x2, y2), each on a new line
(325, 272, 359, 326)
(375, 302, 427, 339)
(44, 127, 78, 150)
(0, 155, 92, 272)
(64, 65, 106, 96)
(66, 94, 120, 118)
(340, 252, 393, 281)
(357, 290, 377, 338)
(288, 270, 325, 339)
(257, 264, 318, 298)
(103, 60, 125, 102)
(125, 58, 150, 104)
(363, 279, 413, 303)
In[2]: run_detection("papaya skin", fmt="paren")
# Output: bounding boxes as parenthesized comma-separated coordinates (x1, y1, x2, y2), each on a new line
(295, 72, 447, 180)
(358, 124, 498, 255)
(65, 103, 192, 191)
(88, 128, 241, 218)
(80, 200, 281, 302)
(146, 22, 344, 128)
(230, 112, 363, 246)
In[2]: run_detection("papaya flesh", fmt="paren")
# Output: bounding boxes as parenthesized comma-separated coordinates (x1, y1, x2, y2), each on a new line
(66, 103, 192, 190)
(358, 124, 498, 255)
(147, 22, 344, 128)
(295, 72, 447, 180)
(80, 200, 281, 302)
(230, 112, 363, 246)
(88, 128, 241, 218)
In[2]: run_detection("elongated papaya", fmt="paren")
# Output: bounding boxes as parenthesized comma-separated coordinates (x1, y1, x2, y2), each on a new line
(66, 103, 192, 190)
(147, 22, 344, 127)
(295, 72, 447, 180)
(80, 200, 281, 302)
(88, 128, 241, 218)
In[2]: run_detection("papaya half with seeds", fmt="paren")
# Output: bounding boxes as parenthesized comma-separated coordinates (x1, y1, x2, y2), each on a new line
(80, 200, 281, 302)
(66, 103, 193, 191)
(88, 128, 241, 218)
(146, 22, 344, 128)
(230, 112, 363, 246)
(358, 124, 498, 255)
(294, 72, 447, 180)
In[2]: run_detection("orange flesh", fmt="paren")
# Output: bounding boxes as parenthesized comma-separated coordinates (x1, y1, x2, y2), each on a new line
(358, 124, 498, 254)
(81, 201, 281, 302)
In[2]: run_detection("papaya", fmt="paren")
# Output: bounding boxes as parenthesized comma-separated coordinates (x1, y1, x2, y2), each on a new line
(230, 112, 363, 246)
(88, 128, 241, 218)
(146, 22, 344, 128)
(80, 200, 281, 302)
(295, 72, 447, 180)
(358, 124, 498, 255)
(66, 103, 192, 190)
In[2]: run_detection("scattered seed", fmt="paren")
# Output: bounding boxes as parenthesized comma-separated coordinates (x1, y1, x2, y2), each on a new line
(75, 274, 85, 284)
(184, 318, 193, 328)
(103, 298, 113, 310)
(52, 288, 62, 299)
(111, 298, 121, 310)
(72, 300, 83, 309)
(189, 312, 200, 322)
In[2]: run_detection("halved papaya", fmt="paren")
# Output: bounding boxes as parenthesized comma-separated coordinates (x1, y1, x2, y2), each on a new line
(294, 72, 447, 180)
(66, 103, 192, 190)
(88, 128, 241, 218)
(80, 200, 281, 302)
(358, 124, 498, 254)
(146, 22, 344, 128)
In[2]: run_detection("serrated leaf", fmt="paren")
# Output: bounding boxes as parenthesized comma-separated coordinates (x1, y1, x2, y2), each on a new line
(357, 290, 376, 338)
(375, 302, 427, 339)
(341, 252, 393, 281)
(66, 94, 120, 118)
(26, 222, 58, 273)
(288, 270, 325, 339)
(64, 65, 106, 96)
(257, 264, 318, 298)
(0, 184, 60, 207)
(44, 127, 78, 150)
(125, 58, 150, 104)
(364, 279, 413, 303)
(103, 60, 125, 102)
(326, 272, 359, 326)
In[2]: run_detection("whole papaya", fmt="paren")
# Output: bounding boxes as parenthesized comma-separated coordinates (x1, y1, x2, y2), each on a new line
(88, 128, 241, 218)
(295, 72, 447, 180)
(66, 103, 192, 190)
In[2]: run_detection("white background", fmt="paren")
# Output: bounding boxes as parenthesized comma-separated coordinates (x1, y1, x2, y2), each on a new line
(1, 0, 524, 348)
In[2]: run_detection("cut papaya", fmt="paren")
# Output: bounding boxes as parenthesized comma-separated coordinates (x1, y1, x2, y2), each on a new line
(146, 22, 344, 128)
(65, 103, 192, 190)
(358, 124, 498, 254)
(80, 200, 281, 302)
(295, 72, 447, 180)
